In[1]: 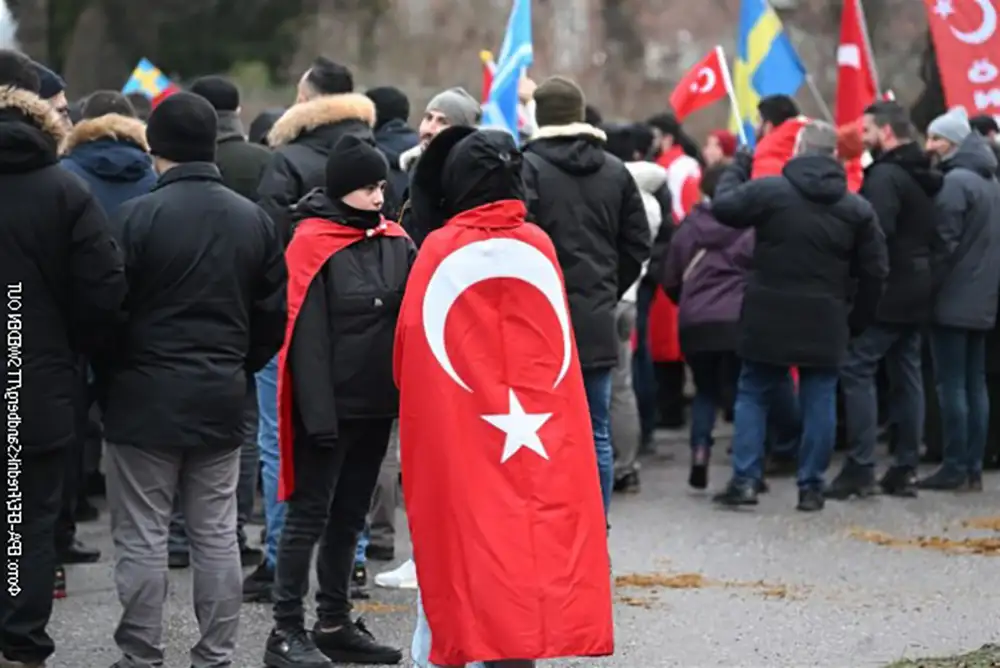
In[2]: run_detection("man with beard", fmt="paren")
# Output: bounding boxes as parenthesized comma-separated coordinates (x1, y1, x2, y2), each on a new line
(921, 106, 1000, 490)
(827, 100, 945, 500)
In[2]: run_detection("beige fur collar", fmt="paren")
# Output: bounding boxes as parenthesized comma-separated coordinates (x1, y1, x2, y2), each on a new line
(61, 113, 149, 154)
(0, 85, 67, 145)
(529, 122, 607, 143)
(267, 93, 376, 147)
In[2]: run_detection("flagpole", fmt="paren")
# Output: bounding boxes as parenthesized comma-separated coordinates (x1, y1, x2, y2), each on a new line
(805, 73, 834, 123)
(855, 0, 881, 93)
(715, 45, 748, 146)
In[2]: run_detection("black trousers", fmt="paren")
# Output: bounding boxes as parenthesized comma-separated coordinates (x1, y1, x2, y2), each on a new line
(55, 358, 90, 552)
(1, 450, 66, 664)
(272, 418, 393, 630)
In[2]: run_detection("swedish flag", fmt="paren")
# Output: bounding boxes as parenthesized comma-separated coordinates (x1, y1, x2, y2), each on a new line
(731, 0, 806, 147)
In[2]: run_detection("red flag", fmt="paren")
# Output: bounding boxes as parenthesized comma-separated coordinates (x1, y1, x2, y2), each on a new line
(151, 82, 181, 109)
(277, 217, 407, 501)
(925, 0, 1000, 116)
(835, 0, 878, 126)
(395, 200, 613, 666)
(669, 46, 728, 121)
(480, 50, 495, 103)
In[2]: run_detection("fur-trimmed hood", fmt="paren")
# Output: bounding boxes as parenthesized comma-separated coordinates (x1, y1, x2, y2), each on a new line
(60, 113, 154, 185)
(267, 93, 376, 148)
(523, 122, 609, 176)
(61, 113, 149, 154)
(0, 85, 67, 173)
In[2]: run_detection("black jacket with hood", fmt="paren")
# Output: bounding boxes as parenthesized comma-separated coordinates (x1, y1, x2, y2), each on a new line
(0, 86, 126, 453)
(932, 132, 1000, 330)
(859, 141, 945, 324)
(712, 154, 888, 368)
(373, 118, 419, 220)
(215, 110, 273, 202)
(100, 162, 286, 451)
(289, 190, 416, 445)
(257, 93, 378, 246)
(521, 123, 651, 370)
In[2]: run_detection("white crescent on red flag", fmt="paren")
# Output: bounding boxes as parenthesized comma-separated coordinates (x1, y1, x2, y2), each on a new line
(835, 0, 878, 126)
(926, 0, 1000, 116)
(669, 47, 728, 122)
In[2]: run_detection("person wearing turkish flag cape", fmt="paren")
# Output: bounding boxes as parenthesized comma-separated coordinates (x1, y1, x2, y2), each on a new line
(395, 126, 613, 667)
(266, 134, 414, 667)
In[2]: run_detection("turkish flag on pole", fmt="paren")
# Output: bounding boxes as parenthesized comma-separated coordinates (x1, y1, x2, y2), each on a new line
(394, 197, 613, 666)
(925, 0, 1000, 116)
(835, 0, 878, 126)
(670, 46, 728, 121)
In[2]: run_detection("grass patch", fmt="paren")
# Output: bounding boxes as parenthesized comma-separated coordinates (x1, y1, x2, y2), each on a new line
(885, 644, 1000, 667)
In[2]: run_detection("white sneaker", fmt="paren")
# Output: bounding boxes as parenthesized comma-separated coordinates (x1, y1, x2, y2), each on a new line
(374, 558, 418, 589)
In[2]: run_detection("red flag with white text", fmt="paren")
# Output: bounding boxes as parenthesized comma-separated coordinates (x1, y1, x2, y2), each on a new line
(835, 0, 878, 126)
(669, 46, 729, 121)
(925, 0, 1000, 117)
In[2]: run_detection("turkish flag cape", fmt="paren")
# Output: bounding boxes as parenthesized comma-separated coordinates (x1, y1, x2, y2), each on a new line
(394, 200, 613, 665)
(277, 216, 407, 501)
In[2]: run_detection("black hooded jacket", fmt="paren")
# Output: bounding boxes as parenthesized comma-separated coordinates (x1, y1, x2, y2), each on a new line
(712, 154, 888, 368)
(859, 142, 946, 324)
(257, 93, 379, 246)
(0, 86, 126, 453)
(521, 123, 651, 370)
(289, 190, 416, 446)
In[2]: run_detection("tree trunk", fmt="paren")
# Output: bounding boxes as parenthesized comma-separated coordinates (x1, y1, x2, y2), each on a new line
(62, 3, 130, 97)
(8, 0, 49, 60)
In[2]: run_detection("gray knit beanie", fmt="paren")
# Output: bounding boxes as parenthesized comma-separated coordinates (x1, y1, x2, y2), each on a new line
(927, 106, 971, 146)
(426, 87, 481, 128)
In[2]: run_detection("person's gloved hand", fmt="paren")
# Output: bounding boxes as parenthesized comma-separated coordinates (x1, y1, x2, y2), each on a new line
(733, 146, 754, 174)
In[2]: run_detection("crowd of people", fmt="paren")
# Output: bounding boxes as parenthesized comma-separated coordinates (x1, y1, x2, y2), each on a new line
(2, 41, 1000, 668)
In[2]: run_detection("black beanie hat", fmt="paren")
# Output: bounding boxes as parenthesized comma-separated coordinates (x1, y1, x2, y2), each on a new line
(325, 134, 388, 200)
(146, 92, 218, 163)
(31, 61, 65, 100)
(366, 86, 410, 130)
(0, 50, 40, 93)
(190, 75, 240, 112)
(249, 107, 284, 146)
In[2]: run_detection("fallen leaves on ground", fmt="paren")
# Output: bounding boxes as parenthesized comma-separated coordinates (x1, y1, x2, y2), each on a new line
(850, 524, 1000, 557)
(353, 601, 410, 614)
(884, 643, 1000, 667)
(613, 571, 804, 608)
(961, 516, 1000, 532)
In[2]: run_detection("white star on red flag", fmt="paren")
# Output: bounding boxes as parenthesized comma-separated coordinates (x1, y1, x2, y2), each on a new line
(482, 389, 552, 464)
(934, 0, 955, 19)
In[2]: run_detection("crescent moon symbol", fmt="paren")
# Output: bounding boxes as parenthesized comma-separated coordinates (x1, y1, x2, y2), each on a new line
(696, 67, 716, 93)
(421, 238, 573, 393)
(951, 0, 997, 46)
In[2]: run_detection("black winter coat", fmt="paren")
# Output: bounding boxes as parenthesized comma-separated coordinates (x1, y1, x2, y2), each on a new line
(522, 123, 651, 370)
(215, 111, 272, 202)
(373, 118, 419, 220)
(712, 154, 888, 368)
(100, 163, 286, 450)
(0, 87, 126, 453)
(860, 142, 945, 324)
(258, 94, 379, 246)
(289, 190, 416, 445)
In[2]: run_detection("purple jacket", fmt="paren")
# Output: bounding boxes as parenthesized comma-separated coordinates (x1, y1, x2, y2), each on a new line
(660, 203, 754, 354)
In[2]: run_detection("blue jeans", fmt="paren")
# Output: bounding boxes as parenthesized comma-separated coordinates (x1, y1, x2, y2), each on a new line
(632, 283, 658, 447)
(731, 361, 838, 490)
(929, 326, 989, 476)
(841, 324, 924, 470)
(355, 524, 369, 564)
(257, 355, 285, 569)
(687, 351, 740, 450)
(583, 368, 613, 515)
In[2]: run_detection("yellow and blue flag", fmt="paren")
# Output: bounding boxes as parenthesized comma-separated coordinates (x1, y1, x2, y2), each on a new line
(122, 58, 179, 100)
(731, 0, 806, 147)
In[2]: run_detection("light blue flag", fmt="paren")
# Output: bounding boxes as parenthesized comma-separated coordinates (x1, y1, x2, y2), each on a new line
(481, 0, 533, 137)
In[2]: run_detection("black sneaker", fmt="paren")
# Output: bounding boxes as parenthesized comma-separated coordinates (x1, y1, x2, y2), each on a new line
(614, 471, 641, 493)
(917, 467, 968, 491)
(364, 544, 395, 562)
(797, 488, 825, 512)
(168, 552, 190, 569)
(878, 466, 918, 498)
(825, 461, 876, 500)
(688, 446, 709, 490)
(712, 479, 758, 507)
(241, 545, 264, 568)
(263, 627, 333, 668)
(313, 619, 402, 665)
(53, 564, 66, 600)
(350, 562, 370, 600)
(243, 561, 274, 603)
(756, 478, 771, 494)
